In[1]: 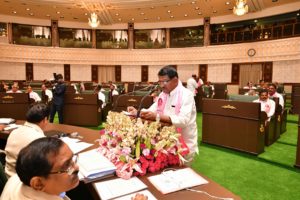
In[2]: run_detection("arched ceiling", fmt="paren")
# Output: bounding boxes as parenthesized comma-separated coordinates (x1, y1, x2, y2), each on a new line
(0, 0, 299, 25)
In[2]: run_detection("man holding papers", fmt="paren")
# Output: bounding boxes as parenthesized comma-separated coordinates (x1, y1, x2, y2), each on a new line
(128, 66, 198, 162)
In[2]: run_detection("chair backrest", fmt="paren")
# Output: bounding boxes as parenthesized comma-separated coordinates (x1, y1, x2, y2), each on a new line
(0, 159, 7, 195)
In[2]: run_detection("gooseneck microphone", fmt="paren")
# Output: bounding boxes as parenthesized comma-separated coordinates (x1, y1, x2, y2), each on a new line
(136, 84, 159, 118)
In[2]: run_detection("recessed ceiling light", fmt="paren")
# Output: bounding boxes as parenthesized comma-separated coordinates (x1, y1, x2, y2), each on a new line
(195, 7, 200, 10)
(225, 2, 230, 5)
(177, 3, 181, 6)
(184, 14, 188, 17)
(115, 13, 119, 16)
(198, 12, 202, 15)
(12, 11, 17, 14)
(191, 1, 196, 4)
(29, 13, 34, 16)
(56, 11, 60, 14)
(26, 8, 30, 11)
(254, 19, 258, 23)
(221, 24, 224, 27)
(167, 10, 171, 13)
(140, 12, 144, 15)
(170, 15, 174, 18)
(157, 16, 161, 20)
(84, 13, 88, 16)
(131, 18, 135, 21)
(118, 18, 122, 21)
(297, 13, 300, 16)
(213, 10, 217, 13)
(151, 6, 154, 9)
(46, 14, 50, 17)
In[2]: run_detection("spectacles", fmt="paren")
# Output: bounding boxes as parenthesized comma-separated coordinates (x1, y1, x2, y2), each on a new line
(157, 79, 172, 85)
(49, 155, 78, 176)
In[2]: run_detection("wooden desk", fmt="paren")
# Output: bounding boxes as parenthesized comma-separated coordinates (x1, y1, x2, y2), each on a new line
(295, 119, 300, 168)
(1, 122, 240, 200)
(0, 93, 30, 120)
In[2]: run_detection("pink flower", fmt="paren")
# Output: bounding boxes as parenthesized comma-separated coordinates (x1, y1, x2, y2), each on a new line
(142, 148, 150, 156)
(140, 143, 146, 149)
(99, 129, 105, 135)
(122, 147, 132, 155)
(115, 162, 133, 180)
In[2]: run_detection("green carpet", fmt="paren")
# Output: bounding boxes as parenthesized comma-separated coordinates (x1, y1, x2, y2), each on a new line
(54, 112, 300, 199)
(192, 113, 300, 200)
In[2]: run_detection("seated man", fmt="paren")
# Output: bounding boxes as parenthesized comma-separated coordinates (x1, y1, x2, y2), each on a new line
(6, 83, 22, 93)
(27, 86, 41, 102)
(268, 83, 284, 109)
(1, 137, 79, 200)
(5, 103, 49, 178)
(243, 81, 257, 89)
(41, 83, 53, 102)
(253, 89, 275, 121)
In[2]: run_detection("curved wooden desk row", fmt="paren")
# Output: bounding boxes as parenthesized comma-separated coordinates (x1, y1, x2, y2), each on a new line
(0, 121, 240, 200)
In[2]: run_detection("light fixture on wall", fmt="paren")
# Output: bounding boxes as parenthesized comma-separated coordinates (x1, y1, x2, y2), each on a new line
(233, 0, 248, 16)
(88, 12, 100, 28)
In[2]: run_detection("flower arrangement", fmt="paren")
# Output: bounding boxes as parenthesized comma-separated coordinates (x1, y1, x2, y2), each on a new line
(97, 111, 188, 179)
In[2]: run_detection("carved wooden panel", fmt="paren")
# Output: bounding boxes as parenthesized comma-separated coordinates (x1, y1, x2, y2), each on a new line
(199, 64, 208, 83)
(141, 65, 148, 82)
(262, 62, 273, 82)
(25, 63, 33, 81)
(91, 65, 98, 82)
(231, 64, 240, 84)
(115, 65, 121, 82)
(64, 64, 70, 82)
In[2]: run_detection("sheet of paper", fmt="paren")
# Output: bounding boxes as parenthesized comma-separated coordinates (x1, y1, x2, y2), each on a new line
(94, 177, 147, 200)
(114, 190, 157, 200)
(60, 137, 93, 154)
(148, 168, 208, 194)
(0, 118, 15, 124)
(4, 124, 21, 131)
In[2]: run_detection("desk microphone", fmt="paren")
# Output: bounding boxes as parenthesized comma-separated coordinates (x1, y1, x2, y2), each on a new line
(112, 84, 155, 111)
(136, 84, 159, 118)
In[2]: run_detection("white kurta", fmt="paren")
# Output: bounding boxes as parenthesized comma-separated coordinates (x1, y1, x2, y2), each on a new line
(147, 82, 198, 155)
(0, 174, 69, 200)
(186, 77, 198, 96)
(253, 98, 275, 118)
(5, 122, 45, 178)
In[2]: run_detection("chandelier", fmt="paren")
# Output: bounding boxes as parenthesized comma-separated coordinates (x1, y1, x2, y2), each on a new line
(88, 13, 100, 28)
(233, 0, 249, 16)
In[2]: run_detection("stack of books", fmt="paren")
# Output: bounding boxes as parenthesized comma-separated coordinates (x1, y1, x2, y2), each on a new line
(77, 149, 116, 183)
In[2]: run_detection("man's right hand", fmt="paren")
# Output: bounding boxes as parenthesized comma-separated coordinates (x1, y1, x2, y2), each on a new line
(127, 106, 137, 116)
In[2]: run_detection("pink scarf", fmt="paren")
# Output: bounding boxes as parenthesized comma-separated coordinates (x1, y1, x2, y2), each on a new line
(156, 84, 189, 156)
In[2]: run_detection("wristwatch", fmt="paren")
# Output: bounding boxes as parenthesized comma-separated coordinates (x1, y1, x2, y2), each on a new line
(156, 113, 160, 122)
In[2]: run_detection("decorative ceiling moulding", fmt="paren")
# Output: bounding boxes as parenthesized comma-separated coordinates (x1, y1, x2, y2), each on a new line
(0, 37, 299, 65)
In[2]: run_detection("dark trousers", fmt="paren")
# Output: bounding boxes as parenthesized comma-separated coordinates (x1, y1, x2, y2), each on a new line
(50, 104, 64, 124)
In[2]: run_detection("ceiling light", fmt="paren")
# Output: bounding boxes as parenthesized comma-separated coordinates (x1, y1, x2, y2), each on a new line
(213, 10, 217, 13)
(115, 13, 119, 16)
(157, 16, 161, 20)
(195, 7, 199, 10)
(140, 12, 145, 15)
(233, 0, 248, 16)
(85, 13, 88, 16)
(198, 12, 202, 15)
(26, 8, 30, 11)
(170, 15, 174, 18)
(46, 14, 50, 17)
(56, 11, 60, 14)
(191, 1, 196, 4)
(184, 14, 188, 17)
(131, 18, 135, 21)
(12, 11, 17, 14)
(151, 6, 155, 9)
(88, 13, 100, 28)
(167, 10, 171, 13)
(29, 13, 34, 16)
(118, 18, 122, 21)
(225, 2, 230, 5)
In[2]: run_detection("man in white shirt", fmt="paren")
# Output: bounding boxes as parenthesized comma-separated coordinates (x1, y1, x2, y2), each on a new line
(5, 103, 49, 178)
(6, 84, 22, 93)
(94, 85, 106, 108)
(186, 74, 198, 96)
(27, 86, 41, 102)
(41, 83, 53, 102)
(128, 66, 198, 161)
(253, 89, 275, 120)
(268, 83, 284, 109)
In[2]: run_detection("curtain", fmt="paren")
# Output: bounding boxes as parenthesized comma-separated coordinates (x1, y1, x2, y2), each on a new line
(239, 64, 262, 88)
(98, 65, 115, 83)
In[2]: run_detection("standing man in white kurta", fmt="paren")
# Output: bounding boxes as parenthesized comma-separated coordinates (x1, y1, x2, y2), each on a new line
(127, 66, 198, 162)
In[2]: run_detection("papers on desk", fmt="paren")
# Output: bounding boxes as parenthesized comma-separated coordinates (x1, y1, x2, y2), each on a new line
(3, 124, 21, 131)
(60, 137, 93, 154)
(78, 149, 116, 182)
(114, 190, 157, 200)
(148, 168, 209, 194)
(93, 177, 148, 200)
(0, 118, 15, 125)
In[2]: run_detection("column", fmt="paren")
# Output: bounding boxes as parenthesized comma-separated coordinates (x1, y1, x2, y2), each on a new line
(203, 17, 210, 46)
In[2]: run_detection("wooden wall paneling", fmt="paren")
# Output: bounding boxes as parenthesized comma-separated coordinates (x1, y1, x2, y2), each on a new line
(199, 64, 208, 83)
(231, 64, 240, 84)
(262, 62, 273, 82)
(141, 65, 149, 82)
(25, 63, 33, 81)
(115, 65, 121, 82)
(91, 65, 98, 83)
(64, 64, 70, 82)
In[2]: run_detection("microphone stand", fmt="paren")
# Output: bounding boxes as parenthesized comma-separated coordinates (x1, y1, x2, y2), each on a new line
(136, 84, 158, 118)
(112, 84, 154, 111)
